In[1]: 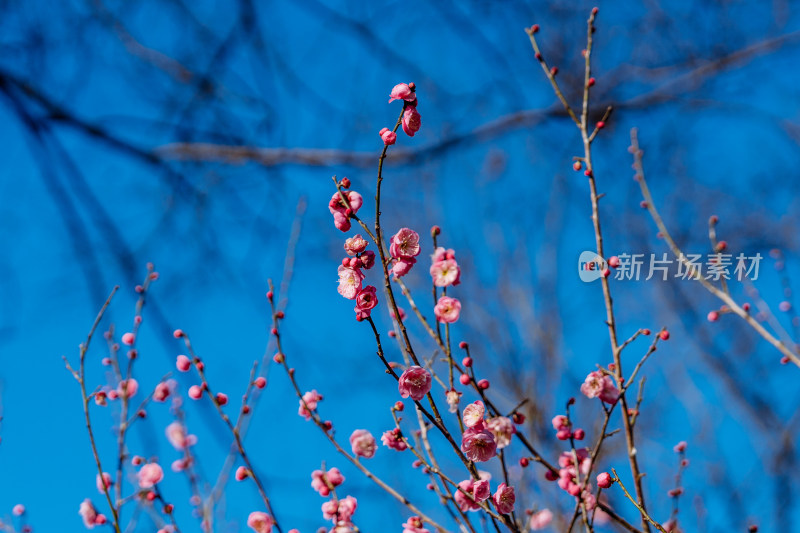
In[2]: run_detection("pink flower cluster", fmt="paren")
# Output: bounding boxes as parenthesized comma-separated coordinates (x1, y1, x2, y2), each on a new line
(349, 429, 377, 459)
(299, 390, 323, 420)
(381, 428, 408, 451)
(329, 187, 363, 233)
(247, 511, 275, 533)
(79, 499, 107, 529)
(337, 232, 379, 320)
(311, 464, 358, 532)
(454, 478, 490, 511)
(555, 449, 596, 508)
(390, 228, 421, 278)
(398, 366, 432, 401)
(311, 467, 345, 496)
(430, 247, 461, 287)
(580, 370, 619, 404)
(387, 83, 421, 137)
(402, 516, 430, 533)
(460, 401, 497, 462)
(166, 421, 197, 450)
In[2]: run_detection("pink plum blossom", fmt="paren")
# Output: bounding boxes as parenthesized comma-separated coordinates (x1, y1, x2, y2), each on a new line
(402, 516, 430, 533)
(247, 512, 274, 533)
(388, 83, 416, 103)
(430, 248, 461, 287)
(117, 378, 138, 399)
(379, 128, 397, 145)
(493, 483, 515, 514)
(166, 421, 197, 450)
(96, 472, 113, 494)
(446, 389, 462, 413)
(381, 428, 408, 451)
(398, 366, 432, 401)
(349, 429, 377, 459)
(12, 504, 25, 516)
(434, 296, 461, 323)
(137, 463, 164, 488)
(390, 228, 421, 259)
(486, 416, 516, 449)
(337, 265, 364, 300)
(461, 426, 497, 462)
(402, 106, 421, 137)
(453, 480, 481, 512)
(354, 285, 378, 320)
(322, 495, 357, 522)
(597, 472, 613, 488)
(580, 370, 619, 404)
(391, 257, 417, 278)
(344, 235, 368, 256)
(311, 468, 345, 496)
(462, 401, 485, 428)
(299, 390, 323, 420)
(176, 355, 191, 372)
(79, 499, 99, 529)
(529, 509, 554, 530)
(472, 479, 490, 502)
(153, 380, 175, 402)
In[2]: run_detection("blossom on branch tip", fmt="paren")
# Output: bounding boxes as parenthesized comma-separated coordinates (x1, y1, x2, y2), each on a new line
(434, 296, 461, 323)
(247, 511, 275, 533)
(329, 190, 363, 232)
(388, 83, 416, 103)
(398, 366, 432, 401)
(350, 429, 377, 458)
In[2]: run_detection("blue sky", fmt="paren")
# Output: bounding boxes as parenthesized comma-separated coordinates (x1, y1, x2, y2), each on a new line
(0, 1, 799, 532)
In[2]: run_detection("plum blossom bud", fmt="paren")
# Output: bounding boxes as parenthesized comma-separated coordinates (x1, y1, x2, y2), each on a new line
(188, 385, 203, 400)
(235, 466, 249, 481)
(255, 377, 267, 388)
(597, 472, 613, 488)
(379, 127, 397, 146)
(121, 332, 135, 345)
(176, 355, 191, 372)
(674, 441, 687, 453)
(12, 504, 25, 516)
